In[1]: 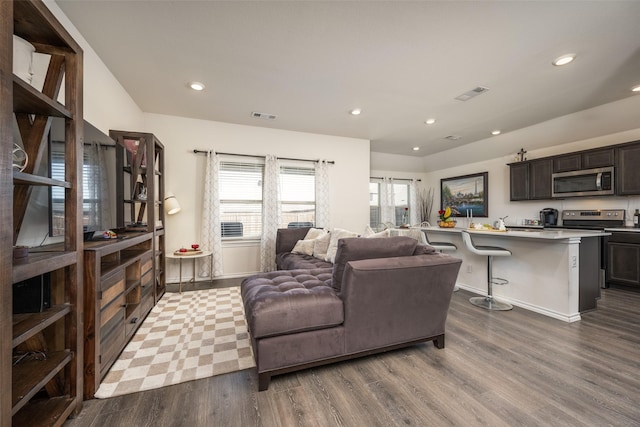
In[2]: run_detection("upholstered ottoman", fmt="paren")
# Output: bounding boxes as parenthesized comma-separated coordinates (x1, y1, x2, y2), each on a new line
(241, 269, 343, 340)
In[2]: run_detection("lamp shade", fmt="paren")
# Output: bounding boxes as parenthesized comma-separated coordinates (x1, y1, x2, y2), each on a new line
(164, 193, 181, 215)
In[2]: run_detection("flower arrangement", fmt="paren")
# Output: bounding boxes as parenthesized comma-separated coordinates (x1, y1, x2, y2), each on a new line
(438, 207, 457, 228)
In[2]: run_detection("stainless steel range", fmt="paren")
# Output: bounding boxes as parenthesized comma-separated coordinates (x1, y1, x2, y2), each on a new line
(560, 209, 626, 230)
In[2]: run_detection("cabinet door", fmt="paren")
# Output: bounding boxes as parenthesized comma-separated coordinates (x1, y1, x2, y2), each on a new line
(509, 163, 529, 201)
(582, 148, 614, 169)
(616, 142, 640, 195)
(607, 242, 640, 286)
(530, 159, 552, 199)
(553, 154, 581, 173)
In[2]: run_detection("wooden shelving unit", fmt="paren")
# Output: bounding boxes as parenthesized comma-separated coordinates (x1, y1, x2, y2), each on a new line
(83, 232, 156, 399)
(1, 1, 84, 425)
(109, 130, 166, 303)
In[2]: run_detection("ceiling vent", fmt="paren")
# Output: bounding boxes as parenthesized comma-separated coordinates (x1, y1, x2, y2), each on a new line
(444, 135, 462, 141)
(251, 111, 277, 120)
(454, 86, 489, 101)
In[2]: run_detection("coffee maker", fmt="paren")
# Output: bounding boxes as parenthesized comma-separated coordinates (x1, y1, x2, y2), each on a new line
(540, 208, 559, 226)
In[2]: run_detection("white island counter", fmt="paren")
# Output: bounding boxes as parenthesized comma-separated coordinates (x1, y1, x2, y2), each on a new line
(423, 227, 609, 322)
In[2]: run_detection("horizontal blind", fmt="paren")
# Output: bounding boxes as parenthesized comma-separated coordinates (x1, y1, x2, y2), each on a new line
(219, 161, 264, 237)
(280, 166, 315, 228)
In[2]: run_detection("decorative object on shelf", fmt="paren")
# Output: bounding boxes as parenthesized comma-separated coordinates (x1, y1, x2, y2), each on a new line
(438, 207, 457, 228)
(191, 243, 200, 250)
(514, 147, 528, 162)
(12, 143, 28, 171)
(164, 192, 181, 215)
(12, 35, 35, 84)
(441, 172, 488, 218)
(12, 245, 28, 261)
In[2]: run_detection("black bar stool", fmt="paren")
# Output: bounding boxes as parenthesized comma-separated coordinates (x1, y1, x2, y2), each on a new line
(461, 230, 512, 311)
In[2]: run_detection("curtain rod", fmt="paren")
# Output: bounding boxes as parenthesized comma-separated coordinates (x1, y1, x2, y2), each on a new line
(371, 176, 421, 182)
(193, 149, 335, 164)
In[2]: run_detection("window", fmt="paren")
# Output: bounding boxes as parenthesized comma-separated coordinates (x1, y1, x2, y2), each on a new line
(50, 142, 106, 236)
(218, 160, 317, 238)
(369, 179, 410, 229)
(280, 166, 315, 228)
(219, 161, 264, 238)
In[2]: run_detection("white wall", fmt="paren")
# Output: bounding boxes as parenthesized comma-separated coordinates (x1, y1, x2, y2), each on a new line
(143, 113, 370, 280)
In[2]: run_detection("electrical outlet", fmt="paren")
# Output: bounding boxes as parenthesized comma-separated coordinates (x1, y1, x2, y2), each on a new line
(466, 265, 473, 273)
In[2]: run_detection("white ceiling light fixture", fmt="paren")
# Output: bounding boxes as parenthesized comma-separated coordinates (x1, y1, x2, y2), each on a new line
(349, 108, 362, 116)
(632, 85, 640, 92)
(425, 118, 436, 125)
(412, 146, 420, 151)
(552, 54, 576, 66)
(491, 130, 501, 135)
(189, 81, 205, 91)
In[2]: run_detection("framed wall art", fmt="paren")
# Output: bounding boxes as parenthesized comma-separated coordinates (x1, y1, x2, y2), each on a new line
(440, 172, 488, 218)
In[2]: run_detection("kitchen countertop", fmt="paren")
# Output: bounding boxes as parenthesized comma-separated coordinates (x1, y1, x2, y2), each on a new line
(604, 227, 640, 233)
(423, 226, 609, 240)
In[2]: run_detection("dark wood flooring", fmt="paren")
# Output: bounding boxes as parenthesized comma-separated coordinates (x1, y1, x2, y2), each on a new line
(65, 283, 640, 427)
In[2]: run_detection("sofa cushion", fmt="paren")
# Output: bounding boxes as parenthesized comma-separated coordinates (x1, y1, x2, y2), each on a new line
(325, 228, 359, 263)
(413, 243, 437, 255)
(313, 232, 331, 260)
(276, 252, 333, 270)
(241, 269, 342, 338)
(331, 236, 418, 292)
(291, 239, 316, 256)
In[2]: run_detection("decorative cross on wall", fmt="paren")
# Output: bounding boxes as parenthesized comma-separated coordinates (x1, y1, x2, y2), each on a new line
(517, 148, 527, 162)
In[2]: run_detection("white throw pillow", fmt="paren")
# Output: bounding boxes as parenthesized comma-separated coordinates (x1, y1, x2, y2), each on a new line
(325, 228, 359, 263)
(304, 227, 328, 240)
(291, 239, 316, 256)
(313, 232, 331, 260)
(365, 228, 390, 238)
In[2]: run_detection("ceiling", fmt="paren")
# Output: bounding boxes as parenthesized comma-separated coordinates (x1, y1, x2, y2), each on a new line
(56, 1, 640, 159)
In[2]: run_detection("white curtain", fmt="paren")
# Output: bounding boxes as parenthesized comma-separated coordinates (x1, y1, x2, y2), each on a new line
(260, 155, 281, 272)
(200, 151, 223, 277)
(315, 160, 331, 229)
(409, 179, 418, 225)
(380, 177, 396, 225)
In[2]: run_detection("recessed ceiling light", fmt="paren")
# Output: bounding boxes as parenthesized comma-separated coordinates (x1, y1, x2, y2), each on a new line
(425, 118, 436, 125)
(412, 147, 420, 151)
(349, 108, 362, 115)
(491, 130, 501, 135)
(552, 54, 576, 66)
(632, 85, 640, 92)
(189, 81, 205, 91)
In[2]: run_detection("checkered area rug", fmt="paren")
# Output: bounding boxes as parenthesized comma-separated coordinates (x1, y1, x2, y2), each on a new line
(94, 287, 255, 399)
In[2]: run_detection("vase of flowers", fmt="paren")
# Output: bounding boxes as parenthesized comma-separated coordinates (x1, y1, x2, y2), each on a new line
(438, 207, 457, 228)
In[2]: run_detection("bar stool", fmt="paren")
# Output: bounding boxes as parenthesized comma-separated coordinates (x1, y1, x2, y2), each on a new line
(419, 222, 457, 252)
(461, 230, 512, 311)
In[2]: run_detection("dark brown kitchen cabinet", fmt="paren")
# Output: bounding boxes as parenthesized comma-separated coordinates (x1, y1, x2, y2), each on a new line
(509, 162, 529, 201)
(606, 232, 640, 288)
(616, 142, 640, 195)
(530, 159, 552, 199)
(508, 159, 552, 200)
(553, 148, 614, 173)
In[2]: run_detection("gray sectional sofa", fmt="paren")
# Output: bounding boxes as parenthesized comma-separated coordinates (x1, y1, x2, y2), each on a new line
(241, 227, 462, 391)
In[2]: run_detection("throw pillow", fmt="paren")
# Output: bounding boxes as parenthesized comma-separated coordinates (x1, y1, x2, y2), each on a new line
(313, 232, 331, 260)
(291, 239, 316, 256)
(304, 227, 327, 240)
(364, 228, 390, 238)
(325, 228, 359, 263)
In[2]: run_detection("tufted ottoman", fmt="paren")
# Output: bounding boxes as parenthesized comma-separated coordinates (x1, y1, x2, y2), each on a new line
(241, 268, 342, 340)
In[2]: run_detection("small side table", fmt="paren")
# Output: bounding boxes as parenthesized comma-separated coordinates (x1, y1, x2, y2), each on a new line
(166, 250, 214, 292)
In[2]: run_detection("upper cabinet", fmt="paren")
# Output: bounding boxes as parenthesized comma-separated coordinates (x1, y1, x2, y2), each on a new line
(1, 1, 84, 425)
(509, 141, 640, 200)
(616, 143, 640, 196)
(508, 159, 552, 201)
(553, 148, 615, 173)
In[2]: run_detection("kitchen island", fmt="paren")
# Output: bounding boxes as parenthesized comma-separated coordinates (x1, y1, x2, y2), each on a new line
(423, 227, 609, 322)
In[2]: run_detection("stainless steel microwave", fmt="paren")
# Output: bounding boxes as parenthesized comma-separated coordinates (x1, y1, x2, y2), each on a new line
(552, 167, 615, 198)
